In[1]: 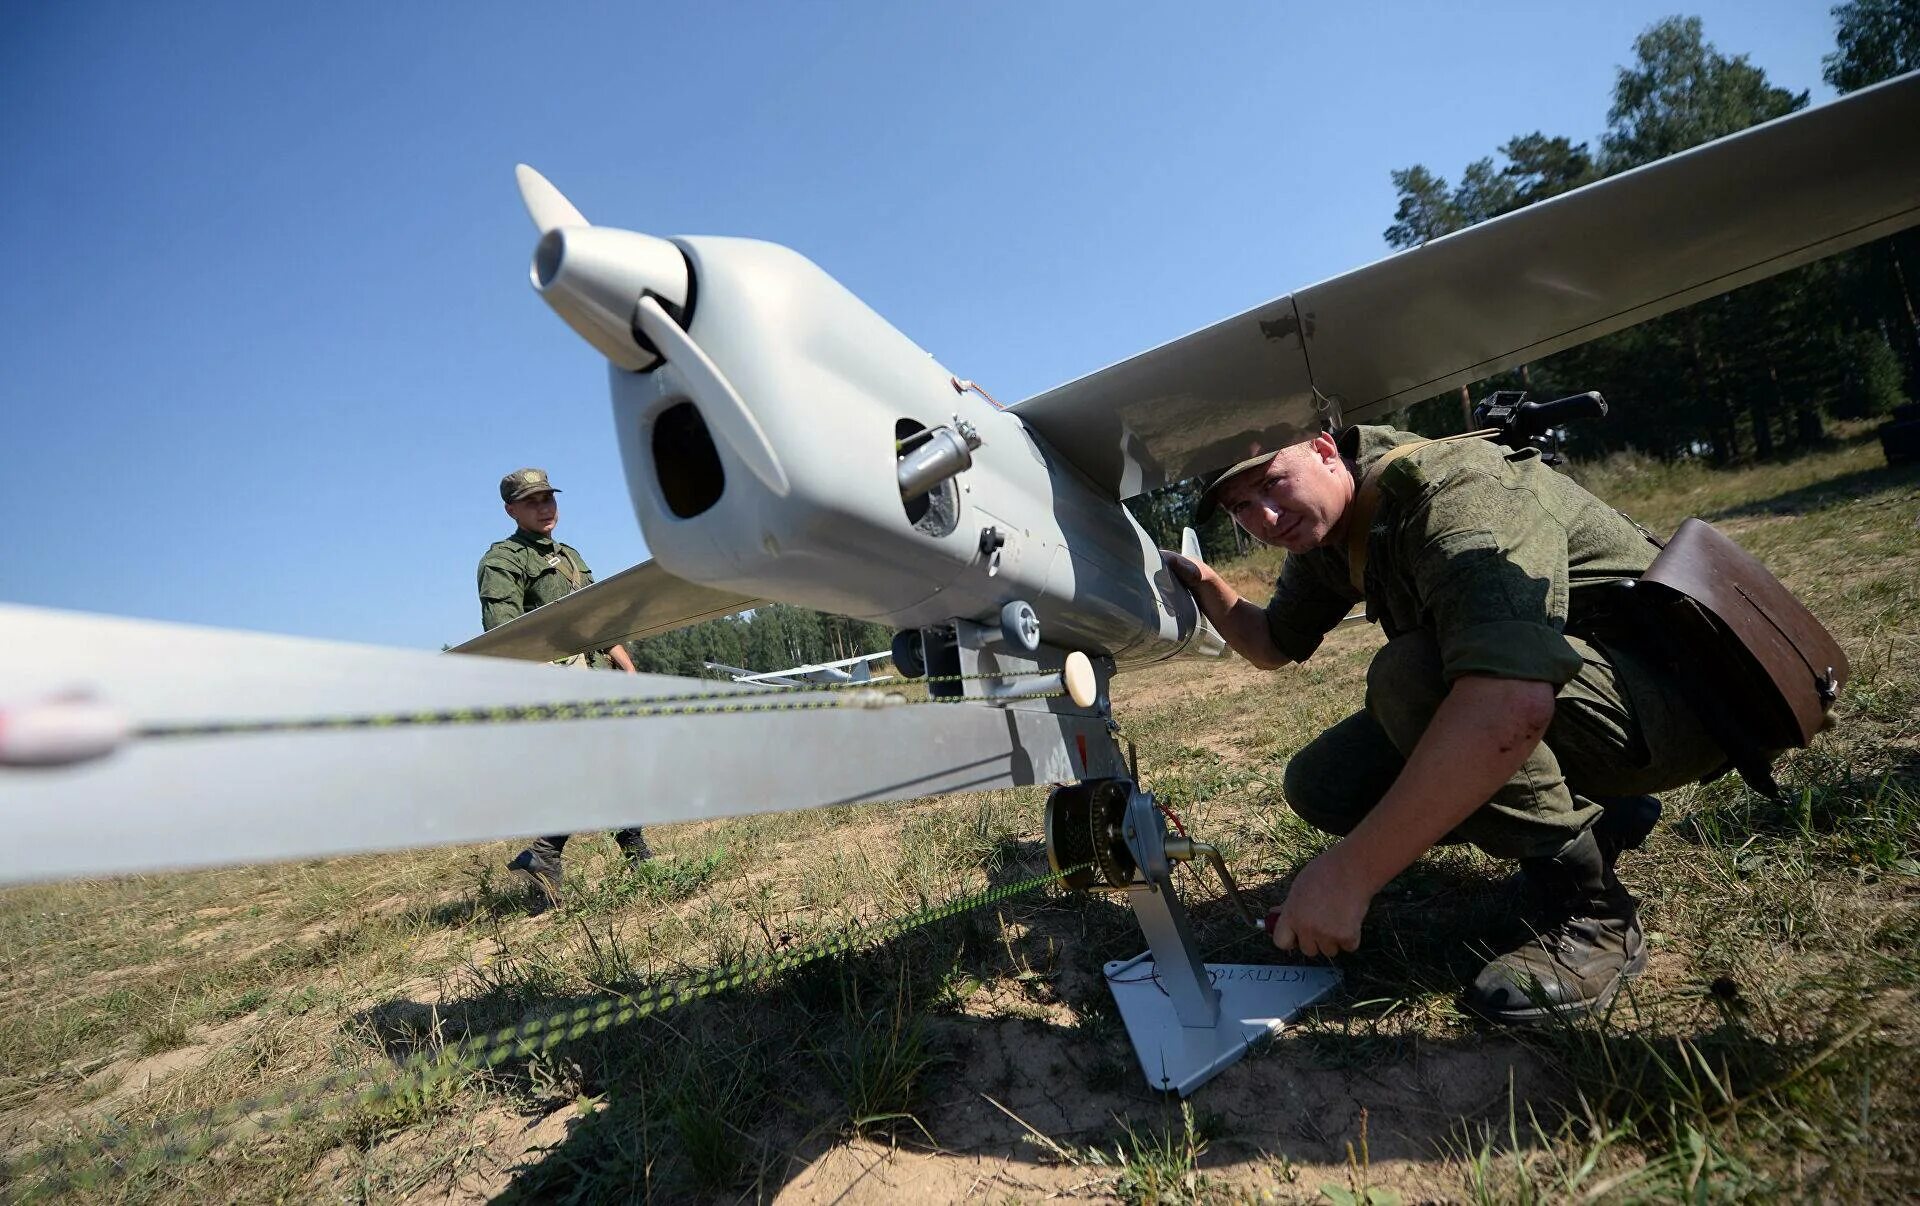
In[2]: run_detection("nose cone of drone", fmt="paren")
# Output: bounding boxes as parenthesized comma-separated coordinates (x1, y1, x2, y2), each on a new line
(531, 226, 690, 372)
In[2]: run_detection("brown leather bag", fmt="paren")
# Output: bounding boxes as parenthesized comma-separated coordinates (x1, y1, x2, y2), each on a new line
(1630, 518, 1848, 797)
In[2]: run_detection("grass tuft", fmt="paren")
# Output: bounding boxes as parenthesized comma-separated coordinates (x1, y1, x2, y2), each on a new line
(825, 970, 939, 1137)
(1077, 1100, 1217, 1206)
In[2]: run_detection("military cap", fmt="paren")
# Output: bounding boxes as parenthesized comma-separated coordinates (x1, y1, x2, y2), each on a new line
(500, 467, 563, 503)
(1192, 450, 1282, 525)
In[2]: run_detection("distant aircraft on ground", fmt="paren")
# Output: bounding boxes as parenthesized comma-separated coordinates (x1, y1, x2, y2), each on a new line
(702, 652, 893, 687)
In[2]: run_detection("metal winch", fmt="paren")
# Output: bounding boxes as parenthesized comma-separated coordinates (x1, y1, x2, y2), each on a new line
(1044, 773, 1340, 1096)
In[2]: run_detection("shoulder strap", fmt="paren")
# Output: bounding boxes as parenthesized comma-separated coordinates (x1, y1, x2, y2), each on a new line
(554, 546, 583, 592)
(1345, 429, 1501, 595)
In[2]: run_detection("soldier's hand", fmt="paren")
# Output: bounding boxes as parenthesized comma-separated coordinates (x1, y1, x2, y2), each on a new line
(1265, 851, 1371, 958)
(1159, 549, 1211, 590)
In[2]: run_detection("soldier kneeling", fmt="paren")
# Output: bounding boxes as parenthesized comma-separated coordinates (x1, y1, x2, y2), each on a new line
(1167, 424, 1726, 1022)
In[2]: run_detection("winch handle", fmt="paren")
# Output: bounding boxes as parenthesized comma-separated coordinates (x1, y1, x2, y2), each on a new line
(1165, 836, 1263, 929)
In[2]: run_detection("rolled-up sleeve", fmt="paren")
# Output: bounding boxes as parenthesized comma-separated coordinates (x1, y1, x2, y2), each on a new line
(1398, 469, 1583, 686)
(1264, 553, 1357, 664)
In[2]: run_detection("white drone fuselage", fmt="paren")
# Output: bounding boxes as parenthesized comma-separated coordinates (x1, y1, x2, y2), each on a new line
(541, 226, 1220, 669)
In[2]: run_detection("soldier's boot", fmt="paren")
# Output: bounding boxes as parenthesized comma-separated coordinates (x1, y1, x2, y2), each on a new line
(614, 827, 653, 868)
(1593, 794, 1662, 864)
(1464, 828, 1645, 1025)
(506, 839, 566, 913)
(1507, 795, 1661, 915)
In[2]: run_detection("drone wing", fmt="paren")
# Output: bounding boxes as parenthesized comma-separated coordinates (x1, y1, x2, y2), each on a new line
(451, 558, 761, 662)
(0, 604, 1118, 884)
(1014, 71, 1920, 498)
(825, 651, 895, 670)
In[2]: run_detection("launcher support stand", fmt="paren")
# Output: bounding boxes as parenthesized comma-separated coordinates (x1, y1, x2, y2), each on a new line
(1047, 778, 1340, 1096)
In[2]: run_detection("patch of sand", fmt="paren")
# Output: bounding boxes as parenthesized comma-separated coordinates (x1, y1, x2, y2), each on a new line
(770, 1025, 1551, 1203)
(84, 1043, 216, 1107)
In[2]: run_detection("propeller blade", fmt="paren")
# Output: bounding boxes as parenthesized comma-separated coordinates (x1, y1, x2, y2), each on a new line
(634, 295, 792, 497)
(515, 163, 589, 233)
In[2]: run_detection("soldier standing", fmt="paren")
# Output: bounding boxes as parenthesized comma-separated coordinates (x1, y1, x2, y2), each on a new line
(480, 467, 652, 910)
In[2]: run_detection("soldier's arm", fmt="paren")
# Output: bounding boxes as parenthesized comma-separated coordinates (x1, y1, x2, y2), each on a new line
(1161, 552, 1291, 669)
(1270, 675, 1555, 957)
(477, 558, 527, 632)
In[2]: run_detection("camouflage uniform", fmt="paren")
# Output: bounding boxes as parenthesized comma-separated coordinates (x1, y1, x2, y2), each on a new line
(477, 531, 612, 669)
(1252, 425, 1726, 1021)
(482, 468, 648, 904)
(1265, 425, 1725, 858)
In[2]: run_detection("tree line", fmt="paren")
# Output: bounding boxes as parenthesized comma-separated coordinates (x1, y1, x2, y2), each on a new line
(623, 603, 893, 678)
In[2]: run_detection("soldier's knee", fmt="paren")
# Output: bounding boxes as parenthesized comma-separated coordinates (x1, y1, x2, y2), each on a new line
(1282, 738, 1358, 837)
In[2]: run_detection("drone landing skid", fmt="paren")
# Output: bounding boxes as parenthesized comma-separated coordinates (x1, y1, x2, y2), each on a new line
(1048, 777, 1341, 1096)
(1106, 884, 1341, 1097)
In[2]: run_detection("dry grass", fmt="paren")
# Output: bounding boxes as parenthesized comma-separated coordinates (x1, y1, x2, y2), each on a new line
(2, 430, 1916, 1203)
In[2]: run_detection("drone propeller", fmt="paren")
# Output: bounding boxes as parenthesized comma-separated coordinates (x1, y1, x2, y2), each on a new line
(513, 166, 790, 496)
(514, 163, 589, 233)
(630, 293, 790, 495)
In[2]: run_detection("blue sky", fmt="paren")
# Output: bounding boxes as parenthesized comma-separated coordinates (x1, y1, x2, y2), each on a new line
(2, 1, 1843, 649)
